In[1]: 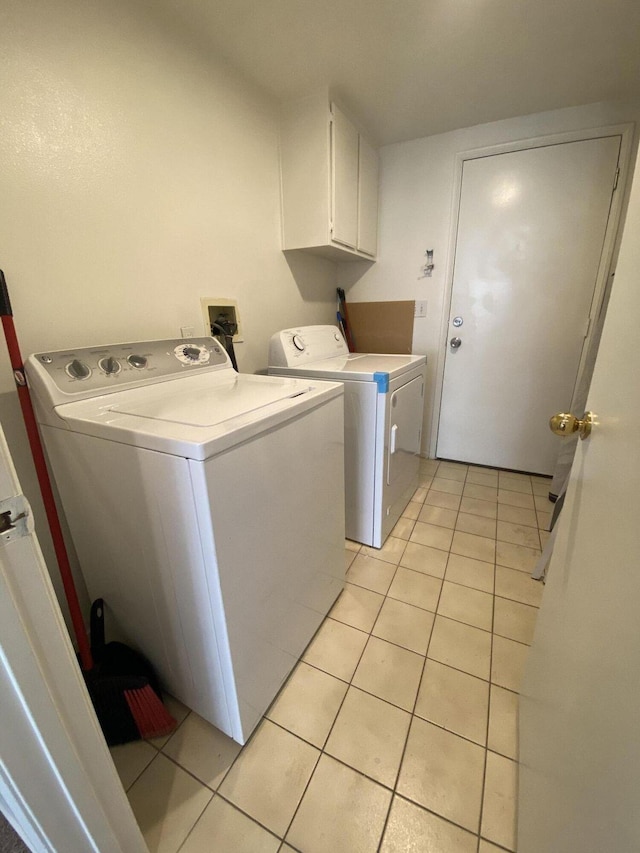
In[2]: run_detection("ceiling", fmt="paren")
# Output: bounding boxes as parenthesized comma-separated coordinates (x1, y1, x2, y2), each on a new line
(157, 0, 640, 146)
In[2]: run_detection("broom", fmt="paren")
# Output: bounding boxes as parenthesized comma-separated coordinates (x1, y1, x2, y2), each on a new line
(0, 269, 177, 745)
(86, 598, 177, 744)
(337, 287, 356, 352)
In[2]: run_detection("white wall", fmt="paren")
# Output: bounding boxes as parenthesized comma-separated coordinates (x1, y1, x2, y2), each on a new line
(0, 0, 337, 627)
(339, 100, 640, 455)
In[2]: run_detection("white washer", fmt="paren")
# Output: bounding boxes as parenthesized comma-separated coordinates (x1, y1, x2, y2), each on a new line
(269, 326, 426, 548)
(26, 337, 345, 745)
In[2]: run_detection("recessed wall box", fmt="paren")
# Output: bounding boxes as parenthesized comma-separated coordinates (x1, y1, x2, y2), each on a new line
(200, 298, 243, 343)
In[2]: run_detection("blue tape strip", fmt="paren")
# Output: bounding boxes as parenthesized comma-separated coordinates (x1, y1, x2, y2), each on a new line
(373, 372, 389, 393)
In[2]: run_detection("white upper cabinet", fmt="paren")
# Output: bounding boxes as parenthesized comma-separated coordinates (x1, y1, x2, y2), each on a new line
(357, 134, 379, 257)
(280, 93, 379, 262)
(331, 105, 359, 250)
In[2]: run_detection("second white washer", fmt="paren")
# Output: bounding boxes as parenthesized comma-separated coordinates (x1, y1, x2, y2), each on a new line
(269, 325, 426, 548)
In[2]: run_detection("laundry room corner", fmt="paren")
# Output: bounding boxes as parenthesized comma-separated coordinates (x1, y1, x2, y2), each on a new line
(0, 0, 339, 626)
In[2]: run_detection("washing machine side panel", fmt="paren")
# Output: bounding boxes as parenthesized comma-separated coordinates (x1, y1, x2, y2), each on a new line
(270, 371, 378, 546)
(39, 426, 234, 736)
(342, 381, 378, 546)
(191, 394, 346, 743)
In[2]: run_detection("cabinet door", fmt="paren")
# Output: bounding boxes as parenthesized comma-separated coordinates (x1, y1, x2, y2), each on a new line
(357, 136, 379, 256)
(331, 104, 359, 249)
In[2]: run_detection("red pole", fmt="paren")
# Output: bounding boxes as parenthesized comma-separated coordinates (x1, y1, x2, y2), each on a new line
(1, 273, 93, 671)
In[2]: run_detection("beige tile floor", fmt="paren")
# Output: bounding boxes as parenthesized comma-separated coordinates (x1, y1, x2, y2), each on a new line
(110, 459, 550, 853)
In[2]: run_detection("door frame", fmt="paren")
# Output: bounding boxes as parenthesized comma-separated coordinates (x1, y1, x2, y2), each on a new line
(429, 123, 635, 461)
(0, 423, 147, 853)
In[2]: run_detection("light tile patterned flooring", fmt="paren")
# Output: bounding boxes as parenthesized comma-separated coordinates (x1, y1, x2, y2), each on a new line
(110, 459, 550, 853)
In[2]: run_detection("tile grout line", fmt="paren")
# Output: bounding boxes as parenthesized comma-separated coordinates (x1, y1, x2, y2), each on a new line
(153, 752, 215, 853)
(124, 745, 163, 794)
(454, 463, 519, 852)
(251, 576, 374, 847)
(333, 581, 526, 644)
(301, 649, 524, 718)
(282, 561, 386, 841)
(144, 459, 538, 853)
(431, 462, 517, 850)
(451, 462, 488, 847)
(357, 460, 523, 847)
(344, 569, 539, 641)
(169, 586, 359, 849)
(174, 784, 286, 852)
(337, 469, 459, 847)
(416, 504, 544, 548)
(275, 550, 403, 850)
(386, 459, 496, 847)
(174, 596, 528, 841)
(374, 464, 447, 852)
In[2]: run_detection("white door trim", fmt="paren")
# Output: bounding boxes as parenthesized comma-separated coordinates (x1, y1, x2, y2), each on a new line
(0, 423, 147, 853)
(429, 122, 635, 461)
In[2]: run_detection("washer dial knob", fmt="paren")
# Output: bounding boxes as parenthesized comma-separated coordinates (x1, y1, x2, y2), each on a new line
(127, 354, 148, 369)
(65, 359, 91, 380)
(173, 344, 211, 365)
(292, 334, 305, 352)
(98, 356, 121, 375)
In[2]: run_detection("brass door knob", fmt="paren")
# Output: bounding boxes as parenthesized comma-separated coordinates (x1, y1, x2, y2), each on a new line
(549, 412, 595, 440)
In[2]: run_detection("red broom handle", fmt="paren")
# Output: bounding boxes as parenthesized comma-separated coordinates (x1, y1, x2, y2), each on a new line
(0, 271, 93, 671)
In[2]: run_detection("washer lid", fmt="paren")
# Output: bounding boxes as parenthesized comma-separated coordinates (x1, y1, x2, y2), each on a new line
(52, 371, 343, 460)
(271, 352, 426, 383)
(115, 374, 305, 427)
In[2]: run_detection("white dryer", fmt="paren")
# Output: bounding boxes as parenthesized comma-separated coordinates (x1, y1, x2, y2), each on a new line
(26, 338, 345, 744)
(269, 326, 426, 548)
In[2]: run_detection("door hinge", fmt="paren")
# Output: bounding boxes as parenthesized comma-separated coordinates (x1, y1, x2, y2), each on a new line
(0, 495, 33, 545)
(583, 316, 592, 339)
(613, 166, 620, 192)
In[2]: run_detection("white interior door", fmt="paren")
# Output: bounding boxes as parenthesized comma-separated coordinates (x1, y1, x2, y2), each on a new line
(437, 136, 621, 474)
(0, 423, 146, 853)
(518, 146, 640, 851)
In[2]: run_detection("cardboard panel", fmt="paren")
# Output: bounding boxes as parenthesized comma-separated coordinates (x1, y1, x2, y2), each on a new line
(346, 301, 415, 354)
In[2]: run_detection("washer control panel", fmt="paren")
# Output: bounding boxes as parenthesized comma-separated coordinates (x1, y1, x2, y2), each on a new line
(29, 338, 229, 395)
(268, 325, 349, 367)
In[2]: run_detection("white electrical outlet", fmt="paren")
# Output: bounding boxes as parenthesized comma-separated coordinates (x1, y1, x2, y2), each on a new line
(414, 301, 427, 319)
(180, 326, 195, 338)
